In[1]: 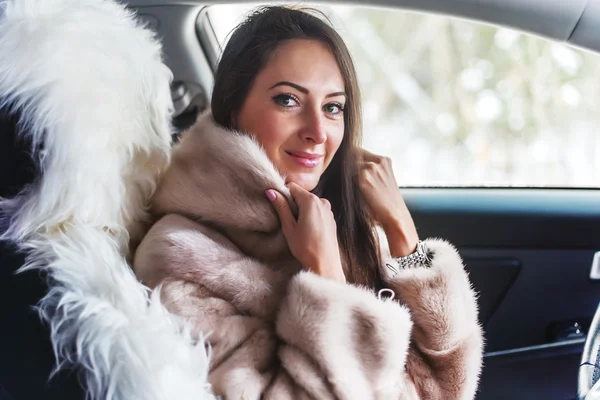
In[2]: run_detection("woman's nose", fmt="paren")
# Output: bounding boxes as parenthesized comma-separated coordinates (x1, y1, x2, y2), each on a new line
(300, 108, 327, 144)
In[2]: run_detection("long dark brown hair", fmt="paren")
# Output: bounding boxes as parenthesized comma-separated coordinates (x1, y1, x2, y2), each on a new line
(211, 6, 382, 289)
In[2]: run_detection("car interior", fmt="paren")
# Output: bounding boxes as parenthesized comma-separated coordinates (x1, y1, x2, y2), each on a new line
(3, 0, 600, 399)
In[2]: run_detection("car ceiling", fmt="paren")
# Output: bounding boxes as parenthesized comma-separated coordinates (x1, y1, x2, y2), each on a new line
(123, 0, 600, 54)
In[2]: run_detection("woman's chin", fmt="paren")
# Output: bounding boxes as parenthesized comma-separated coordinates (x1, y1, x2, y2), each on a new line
(284, 173, 320, 192)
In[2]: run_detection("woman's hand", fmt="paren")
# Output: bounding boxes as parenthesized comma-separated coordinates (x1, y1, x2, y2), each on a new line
(266, 183, 346, 283)
(358, 149, 420, 257)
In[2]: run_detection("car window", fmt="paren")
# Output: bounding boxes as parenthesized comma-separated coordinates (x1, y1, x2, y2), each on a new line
(206, 4, 600, 188)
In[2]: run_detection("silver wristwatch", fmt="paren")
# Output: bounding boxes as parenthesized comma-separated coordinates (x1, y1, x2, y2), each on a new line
(386, 240, 430, 275)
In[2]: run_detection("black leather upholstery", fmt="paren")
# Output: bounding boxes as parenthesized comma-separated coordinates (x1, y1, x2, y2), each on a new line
(0, 108, 85, 399)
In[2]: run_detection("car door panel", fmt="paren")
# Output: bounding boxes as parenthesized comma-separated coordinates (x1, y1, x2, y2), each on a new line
(481, 339, 582, 400)
(403, 188, 600, 400)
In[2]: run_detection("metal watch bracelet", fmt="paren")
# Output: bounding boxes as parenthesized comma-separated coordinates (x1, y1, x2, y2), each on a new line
(386, 240, 430, 276)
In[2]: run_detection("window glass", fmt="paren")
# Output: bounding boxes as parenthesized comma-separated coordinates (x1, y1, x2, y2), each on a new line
(207, 4, 600, 187)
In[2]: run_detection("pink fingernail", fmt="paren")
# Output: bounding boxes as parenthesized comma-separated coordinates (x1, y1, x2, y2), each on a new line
(265, 189, 277, 201)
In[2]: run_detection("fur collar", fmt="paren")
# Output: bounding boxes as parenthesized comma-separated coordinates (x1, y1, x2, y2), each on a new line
(152, 111, 297, 263)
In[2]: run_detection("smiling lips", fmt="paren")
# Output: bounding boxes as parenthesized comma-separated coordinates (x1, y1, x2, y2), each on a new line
(285, 150, 323, 168)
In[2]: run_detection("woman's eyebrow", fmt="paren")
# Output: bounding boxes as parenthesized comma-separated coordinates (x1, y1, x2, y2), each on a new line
(269, 81, 308, 93)
(326, 91, 346, 99)
(269, 81, 346, 98)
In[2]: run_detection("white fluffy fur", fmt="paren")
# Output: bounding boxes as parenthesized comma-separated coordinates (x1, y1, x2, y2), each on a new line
(0, 0, 214, 399)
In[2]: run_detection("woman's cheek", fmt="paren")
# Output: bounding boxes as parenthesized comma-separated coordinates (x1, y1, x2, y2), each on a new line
(328, 128, 344, 157)
(250, 113, 286, 146)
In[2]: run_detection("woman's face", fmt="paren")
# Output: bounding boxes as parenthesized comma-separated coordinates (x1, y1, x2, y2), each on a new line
(236, 39, 346, 191)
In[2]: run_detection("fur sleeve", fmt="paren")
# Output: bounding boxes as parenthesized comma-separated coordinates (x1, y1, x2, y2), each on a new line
(134, 214, 417, 400)
(381, 238, 484, 400)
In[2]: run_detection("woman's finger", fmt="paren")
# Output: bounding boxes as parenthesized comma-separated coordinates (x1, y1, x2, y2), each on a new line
(266, 189, 295, 231)
(287, 182, 314, 208)
(359, 161, 377, 170)
(358, 148, 380, 163)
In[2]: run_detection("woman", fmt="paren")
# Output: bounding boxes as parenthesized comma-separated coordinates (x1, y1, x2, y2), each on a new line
(134, 6, 483, 399)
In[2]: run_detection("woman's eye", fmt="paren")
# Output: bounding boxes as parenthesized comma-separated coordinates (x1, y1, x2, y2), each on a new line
(324, 103, 344, 115)
(273, 94, 299, 108)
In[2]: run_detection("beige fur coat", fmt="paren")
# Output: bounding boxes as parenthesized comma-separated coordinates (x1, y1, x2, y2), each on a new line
(133, 112, 484, 400)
